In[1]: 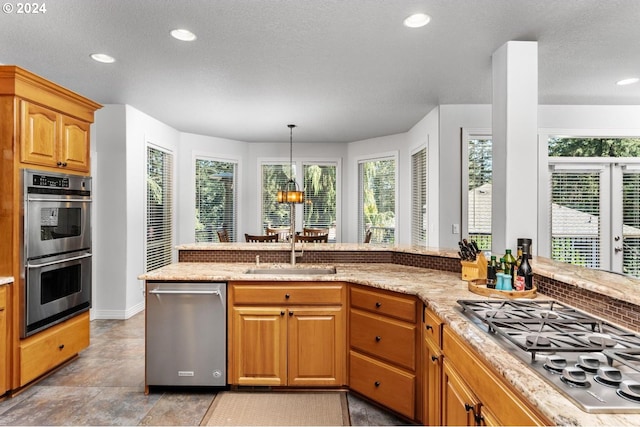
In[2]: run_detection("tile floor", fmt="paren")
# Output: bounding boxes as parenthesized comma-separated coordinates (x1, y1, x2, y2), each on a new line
(0, 312, 411, 426)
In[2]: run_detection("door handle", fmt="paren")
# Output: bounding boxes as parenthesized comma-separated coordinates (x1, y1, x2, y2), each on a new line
(615, 246, 623, 253)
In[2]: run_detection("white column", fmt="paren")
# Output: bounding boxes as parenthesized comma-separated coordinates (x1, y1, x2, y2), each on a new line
(491, 41, 538, 254)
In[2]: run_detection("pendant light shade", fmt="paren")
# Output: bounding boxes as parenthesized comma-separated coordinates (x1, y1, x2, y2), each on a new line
(276, 124, 304, 204)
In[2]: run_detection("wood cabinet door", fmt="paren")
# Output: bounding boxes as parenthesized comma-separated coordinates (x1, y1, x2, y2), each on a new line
(287, 306, 345, 386)
(60, 115, 90, 172)
(20, 101, 59, 168)
(231, 307, 287, 386)
(0, 287, 7, 394)
(442, 360, 480, 426)
(424, 338, 442, 426)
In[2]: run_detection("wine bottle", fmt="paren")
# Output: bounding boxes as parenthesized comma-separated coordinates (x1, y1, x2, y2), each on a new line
(487, 256, 497, 289)
(503, 249, 517, 288)
(516, 242, 534, 291)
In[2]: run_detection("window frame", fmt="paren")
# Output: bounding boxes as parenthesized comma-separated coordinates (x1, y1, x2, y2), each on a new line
(356, 151, 399, 244)
(145, 143, 175, 272)
(194, 155, 239, 242)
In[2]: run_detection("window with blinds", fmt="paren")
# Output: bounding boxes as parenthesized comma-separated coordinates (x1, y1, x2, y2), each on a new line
(146, 146, 174, 272)
(358, 157, 396, 244)
(468, 137, 492, 250)
(195, 158, 237, 242)
(261, 164, 292, 230)
(303, 163, 337, 242)
(623, 171, 640, 277)
(550, 170, 601, 268)
(411, 148, 427, 246)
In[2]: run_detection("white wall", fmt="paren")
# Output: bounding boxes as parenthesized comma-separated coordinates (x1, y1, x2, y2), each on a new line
(93, 104, 179, 319)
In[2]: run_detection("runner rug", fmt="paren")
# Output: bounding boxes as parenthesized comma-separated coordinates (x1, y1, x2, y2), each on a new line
(200, 391, 350, 426)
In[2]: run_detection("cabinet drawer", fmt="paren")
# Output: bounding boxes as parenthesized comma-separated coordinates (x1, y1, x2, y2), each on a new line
(350, 308, 416, 371)
(20, 312, 90, 386)
(424, 306, 443, 348)
(232, 283, 344, 305)
(350, 286, 417, 322)
(349, 351, 415, 419)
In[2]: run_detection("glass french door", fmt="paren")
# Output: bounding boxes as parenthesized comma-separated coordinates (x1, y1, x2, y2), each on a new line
(549, 160, 640, 277)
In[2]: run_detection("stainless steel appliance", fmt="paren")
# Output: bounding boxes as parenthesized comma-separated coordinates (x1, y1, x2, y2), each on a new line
(146, 282, 227, 387)
(22, 169, 92, 337)
(458, 299, 640, 413)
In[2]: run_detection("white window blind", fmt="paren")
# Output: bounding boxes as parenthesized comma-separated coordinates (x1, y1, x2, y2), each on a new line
(623, 171, 640, 277)
(550, 170, 601, 268)
(358, 157, 396, 244)
(411, 148, 427, 246)
(146, 146, 174, 272)
(261, 164, 292, 230)
(467, 137, 492, 250)
(303, 163, 337, 242)
(195, 158, 237, 242)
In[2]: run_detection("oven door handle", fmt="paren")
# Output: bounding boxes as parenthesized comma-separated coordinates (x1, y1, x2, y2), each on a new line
(149, 289, 221, 296)
(27, 197, 91, 203)
(27, 253, 92, 268)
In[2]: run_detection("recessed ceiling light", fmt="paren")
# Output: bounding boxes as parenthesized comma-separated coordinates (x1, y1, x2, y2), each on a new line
(403, 13, 431, 28)
(616, 77, 639, 86)
(90, 53, 115, 64)
(170, 29, 197, 42)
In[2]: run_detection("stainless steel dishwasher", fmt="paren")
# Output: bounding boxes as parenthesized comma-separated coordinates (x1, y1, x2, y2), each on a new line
(145, 282, 227, 387)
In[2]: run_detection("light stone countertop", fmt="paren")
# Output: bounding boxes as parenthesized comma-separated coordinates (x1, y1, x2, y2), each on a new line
(139, 261, 640, 426)
(0, 277, 13, 286)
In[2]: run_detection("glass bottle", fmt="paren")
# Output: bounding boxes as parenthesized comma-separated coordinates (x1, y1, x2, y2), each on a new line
(487, 255, 497, 289)
(503, 249, 517, 288)
(498, 257, 507, 275)
(516, 242, 534, 291)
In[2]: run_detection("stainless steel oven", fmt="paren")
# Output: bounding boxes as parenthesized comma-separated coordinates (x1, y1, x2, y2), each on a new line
(22, 169, 92, 337)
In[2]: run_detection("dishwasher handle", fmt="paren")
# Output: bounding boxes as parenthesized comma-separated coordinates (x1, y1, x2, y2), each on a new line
(149, 289, 221, 296)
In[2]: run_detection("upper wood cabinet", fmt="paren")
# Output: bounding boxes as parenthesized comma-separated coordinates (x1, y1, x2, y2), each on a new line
(20, 100, 91, 172)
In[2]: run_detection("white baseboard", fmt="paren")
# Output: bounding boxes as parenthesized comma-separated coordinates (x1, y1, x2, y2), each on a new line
(90, 300, 145, 320)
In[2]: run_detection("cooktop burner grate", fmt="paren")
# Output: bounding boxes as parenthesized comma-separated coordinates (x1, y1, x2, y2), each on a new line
(458, 300, 640, 359)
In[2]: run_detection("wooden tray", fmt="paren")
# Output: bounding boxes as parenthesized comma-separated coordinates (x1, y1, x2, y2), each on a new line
(467, 279, 537, 299)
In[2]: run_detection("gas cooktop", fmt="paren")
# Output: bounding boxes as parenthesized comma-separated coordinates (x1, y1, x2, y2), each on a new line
(458, 299, 640, 414)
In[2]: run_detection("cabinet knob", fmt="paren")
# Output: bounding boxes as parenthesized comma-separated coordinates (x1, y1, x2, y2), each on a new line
(374, 381, 381, 387)
(289, 311, 294, 316)
(464, 403, 474, 413)
(426, 324, 433, 331)
(285, 293, 290, 299)
(58, 344, 65, 350)
(280, 311, 285, 316)
(62, 162, 67, 167)
(431, 355, 439, 362)
(0, 307, 4, 312)
(375, 335, 381, 342)
(57, 161, 62, 166)
(375, 302, 381, 308)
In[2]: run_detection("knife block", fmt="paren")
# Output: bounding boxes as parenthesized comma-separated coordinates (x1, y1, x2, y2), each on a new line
(461, 251, 487, 281)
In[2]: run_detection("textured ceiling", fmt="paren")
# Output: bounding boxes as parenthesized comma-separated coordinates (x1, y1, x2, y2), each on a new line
(1, 0, 639, 143)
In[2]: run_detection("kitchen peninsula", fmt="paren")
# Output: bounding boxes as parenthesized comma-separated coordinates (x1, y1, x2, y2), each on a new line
(140, 243, 640, 426)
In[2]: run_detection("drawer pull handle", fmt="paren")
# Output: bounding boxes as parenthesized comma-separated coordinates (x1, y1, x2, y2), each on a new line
(58, 344, 65, 350)
(285, 293, 290, 299)
(374, 381, 381, 387)
(431, 355, 438, 362)
(375, 336, 381, 342)
(375, 302, 381, 308)
(426, 324, 433, 331)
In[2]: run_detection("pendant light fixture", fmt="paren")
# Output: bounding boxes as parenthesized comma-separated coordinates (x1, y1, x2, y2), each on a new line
(276, 124, 304, 204)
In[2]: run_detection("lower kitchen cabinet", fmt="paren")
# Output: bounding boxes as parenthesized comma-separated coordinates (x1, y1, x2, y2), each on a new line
(423, 307, 443, 426)
(0, 286, 8, 395)
(228, 282, 346, 387)
(442, 326, 551, 426)
(19, 311, 90, 386)
(349, 285, 421, 420)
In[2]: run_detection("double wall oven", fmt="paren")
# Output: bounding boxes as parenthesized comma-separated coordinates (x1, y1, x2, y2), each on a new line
(21, 169, 92, 338)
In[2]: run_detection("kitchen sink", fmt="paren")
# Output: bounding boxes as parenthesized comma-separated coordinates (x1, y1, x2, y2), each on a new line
(245, 266, 337, 275)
